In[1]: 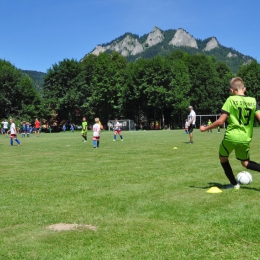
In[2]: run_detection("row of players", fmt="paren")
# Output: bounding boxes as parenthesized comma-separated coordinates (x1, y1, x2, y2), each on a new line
(1, 117, 123, 148)
(1, 118, 41, 137)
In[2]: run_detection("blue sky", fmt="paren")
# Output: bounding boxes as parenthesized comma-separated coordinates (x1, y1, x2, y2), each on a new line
(0, 0, 259, 72)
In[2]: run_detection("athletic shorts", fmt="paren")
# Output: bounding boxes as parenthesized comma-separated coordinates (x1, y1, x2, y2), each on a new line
(114, 129, 122, 134)
(35, 128, 39, 131)
(188, 124, 195, 133)
(10, 134, 17, 138)
(219, 139, 250, 161)
(81, 130, 87, 135)
(92, 136, 100, 141)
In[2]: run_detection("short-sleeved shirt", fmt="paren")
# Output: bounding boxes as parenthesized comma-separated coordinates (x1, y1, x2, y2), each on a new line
(188, 110, 196, 125)
(114, 121, 121, 130)
(10, 123, 16, 135)
(221, 95, 260, 143)
(3, 121, 8, 129)
(35, 120, 40, 128)
(93, 123, 101, 137)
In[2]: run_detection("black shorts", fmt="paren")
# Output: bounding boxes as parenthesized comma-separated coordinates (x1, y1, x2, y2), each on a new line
(188, 124, 195, 133)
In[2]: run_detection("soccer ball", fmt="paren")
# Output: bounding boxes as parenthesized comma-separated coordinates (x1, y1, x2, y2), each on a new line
(236, 171, 252, 185)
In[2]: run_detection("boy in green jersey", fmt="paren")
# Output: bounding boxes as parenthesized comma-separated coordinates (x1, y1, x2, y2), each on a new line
(200, 77, 260, 189)
(81, 117, 88, 142)
(207, 119, 212, 133)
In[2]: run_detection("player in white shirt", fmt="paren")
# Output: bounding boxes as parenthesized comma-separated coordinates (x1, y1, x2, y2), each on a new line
(8, 118, 21, 146)
(113, 118, 123, 141)
(1, 119, 8, 137)
(92, 118, 101, 148)
(187, 106, 196, 144)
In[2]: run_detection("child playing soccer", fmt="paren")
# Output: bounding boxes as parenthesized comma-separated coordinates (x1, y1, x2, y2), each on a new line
(8, 118, 21, 146)
(35, 118, 40, 136)
(200, 77, 260, 189)
(184, 119, 189, 134)
(92, 118, 101, 148)
(207, 119, 212, 133)
(113, 118, 123, 141)
(1, 119, 8, 137)
(70, 124, 74, 133)
(21, 121, 26, 138)
(26, 122, 30, 137)
(81, 117, 88, 142)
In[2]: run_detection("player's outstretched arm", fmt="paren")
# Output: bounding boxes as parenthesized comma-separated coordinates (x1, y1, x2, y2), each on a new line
(200, 114, 228, 132)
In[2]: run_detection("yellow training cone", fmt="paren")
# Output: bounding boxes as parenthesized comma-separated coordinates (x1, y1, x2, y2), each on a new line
(206, 186, 222, 193)
(173, 147, 178, 150)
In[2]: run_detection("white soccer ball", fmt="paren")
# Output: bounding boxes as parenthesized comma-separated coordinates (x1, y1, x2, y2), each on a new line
(236, 171, 252, 185)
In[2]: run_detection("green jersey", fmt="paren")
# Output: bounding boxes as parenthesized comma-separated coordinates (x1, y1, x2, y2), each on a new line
(222, 95, 260, 143)
(82, 121, 87, 131)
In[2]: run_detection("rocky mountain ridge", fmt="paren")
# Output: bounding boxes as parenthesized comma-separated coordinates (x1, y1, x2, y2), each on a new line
(84, 26, 254, 73)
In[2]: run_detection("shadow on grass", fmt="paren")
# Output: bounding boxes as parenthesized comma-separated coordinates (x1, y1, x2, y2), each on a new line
(189, 182, 260, 192)
(238, 186, 260, 192)
(189, 182, 225, 190)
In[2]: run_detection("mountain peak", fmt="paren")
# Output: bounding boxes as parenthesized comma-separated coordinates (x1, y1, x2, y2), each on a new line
(203, 37, 219, 51)
(145, 26, 164, 47)
(168, 28, 198, 49)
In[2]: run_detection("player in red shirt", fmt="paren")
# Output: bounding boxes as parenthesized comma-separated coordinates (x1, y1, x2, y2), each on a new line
(35, 118, 41, 136)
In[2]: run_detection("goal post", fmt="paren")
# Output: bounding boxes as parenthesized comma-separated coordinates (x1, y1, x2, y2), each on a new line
(194, 114, 225, 128)
(107, 119, 136, 131)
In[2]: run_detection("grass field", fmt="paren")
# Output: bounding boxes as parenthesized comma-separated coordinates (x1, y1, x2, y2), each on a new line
(1, 128, 260, 260)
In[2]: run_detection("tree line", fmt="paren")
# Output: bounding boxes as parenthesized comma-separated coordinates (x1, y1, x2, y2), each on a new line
(1, 50, 260, 129)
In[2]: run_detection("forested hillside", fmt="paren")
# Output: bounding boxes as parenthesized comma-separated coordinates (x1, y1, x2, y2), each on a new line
(22, 70, 46, 92)
(0, 60, 50, 121)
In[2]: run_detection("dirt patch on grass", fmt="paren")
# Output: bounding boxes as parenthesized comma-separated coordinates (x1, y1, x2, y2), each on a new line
(47, 223, 97, 231)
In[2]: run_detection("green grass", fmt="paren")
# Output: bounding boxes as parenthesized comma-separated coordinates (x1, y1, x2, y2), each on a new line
(1, 129, 260, 259)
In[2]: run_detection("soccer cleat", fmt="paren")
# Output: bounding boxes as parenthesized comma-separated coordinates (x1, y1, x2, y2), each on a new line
(113, 139, 116, 141)
(121, 139, 124, 141)
(225, 183, 240, 189)
(83, 140, 87, 142)
(189, 141, 193, 144)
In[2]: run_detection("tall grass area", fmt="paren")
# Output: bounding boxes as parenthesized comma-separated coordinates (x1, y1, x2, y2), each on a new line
(1, 129, 260, 259)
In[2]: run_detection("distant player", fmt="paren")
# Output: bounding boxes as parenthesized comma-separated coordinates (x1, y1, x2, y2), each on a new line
(184, 119, 189, 134)
(35, 118, 40, 136)
(8, 118, 21, 146)
(26, 122, 30, 137)
(187, 106, 196, 144)
(93, 118, 101, 148)
(1, 119, 8, 137)
(200, 77, 260, 189)
(207, 119, 212, 133)
(21, 121, 26, 137)
(81, 117, 88, 142)
(113, 118, 123, 141)
(70, 124, 74, 133)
